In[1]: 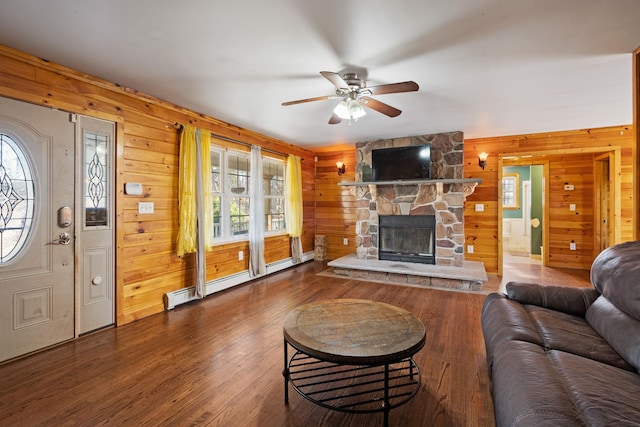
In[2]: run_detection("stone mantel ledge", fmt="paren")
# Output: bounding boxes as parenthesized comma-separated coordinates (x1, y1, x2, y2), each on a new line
(338, 178, 482, 186)
(339, 178, 482, 200)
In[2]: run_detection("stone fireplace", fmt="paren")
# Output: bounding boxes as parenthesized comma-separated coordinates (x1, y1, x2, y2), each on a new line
(344, 131, 479, 267)
(329, 131, 486, 292)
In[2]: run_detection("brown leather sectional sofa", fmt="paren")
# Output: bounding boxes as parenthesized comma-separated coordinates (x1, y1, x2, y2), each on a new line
(481, 241, 640, 426)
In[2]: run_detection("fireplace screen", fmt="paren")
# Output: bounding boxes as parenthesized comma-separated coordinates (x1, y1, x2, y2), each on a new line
(379, 215, 435, 264)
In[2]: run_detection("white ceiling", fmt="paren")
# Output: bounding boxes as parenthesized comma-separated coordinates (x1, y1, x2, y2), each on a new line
(1, 0, 639, 149)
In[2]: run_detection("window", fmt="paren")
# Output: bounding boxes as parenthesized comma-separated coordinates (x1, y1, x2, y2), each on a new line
(84, 131, 109, 227)
(210, 149, 222, 238)
(502, 173, 520, 209)
(227, 153, 250, 236)
(263, 161, 285, 232)
(209, 146, 286, 241)
(0, 134, 35, 263)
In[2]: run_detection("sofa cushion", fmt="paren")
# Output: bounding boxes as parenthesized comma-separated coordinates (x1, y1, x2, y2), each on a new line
(490, 340, 583, 426)
(586, 295, 640, 373)
(506, 282, 599, 316)
(481, 293, 544, 376)
(526, 304, 634, 371)
(549, 349, 640, 425)
(590, 240, 640, 320)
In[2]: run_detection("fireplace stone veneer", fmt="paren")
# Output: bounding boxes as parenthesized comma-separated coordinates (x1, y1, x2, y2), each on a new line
(339, 132, 480, 267)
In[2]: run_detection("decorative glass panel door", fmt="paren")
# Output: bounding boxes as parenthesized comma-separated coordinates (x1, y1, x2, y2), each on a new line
(0, 96, 75, 362)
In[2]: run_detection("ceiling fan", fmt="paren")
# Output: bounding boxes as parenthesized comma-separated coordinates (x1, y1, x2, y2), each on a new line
(282, 71, 419, 125)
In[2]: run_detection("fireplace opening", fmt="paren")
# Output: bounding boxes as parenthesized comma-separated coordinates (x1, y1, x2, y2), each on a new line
(379, 215, 436, 264)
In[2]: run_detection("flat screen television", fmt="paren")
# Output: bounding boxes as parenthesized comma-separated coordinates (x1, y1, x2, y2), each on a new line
(372, 144, 431, 181)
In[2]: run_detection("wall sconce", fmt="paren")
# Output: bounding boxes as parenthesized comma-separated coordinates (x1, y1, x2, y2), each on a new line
(478, 152, 489, 170)
(336, 161, 346, 176)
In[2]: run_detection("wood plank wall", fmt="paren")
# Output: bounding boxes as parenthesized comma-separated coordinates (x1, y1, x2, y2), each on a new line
(313, 149, 358, 261)
(313, 126, 634, 275)
(465, 126, 634, 273)
(635, 46, 640, 241)
(0, 45, 315, 325)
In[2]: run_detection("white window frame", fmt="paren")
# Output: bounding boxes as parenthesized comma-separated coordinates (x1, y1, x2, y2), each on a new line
(225, 150, 251, 239)
(210, 146, 287, 243)
(210, 147, 224, 240)
(262, 158, 286, 236)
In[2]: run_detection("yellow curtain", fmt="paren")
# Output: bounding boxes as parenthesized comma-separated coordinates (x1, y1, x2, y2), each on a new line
(199, 131, 213, 252)
(176, 125, 214, 298)
(285, 155, 303, 262)
(177, 125, 197, 257)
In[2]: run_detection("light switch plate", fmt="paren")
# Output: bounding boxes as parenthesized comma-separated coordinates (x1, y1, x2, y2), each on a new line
(475, 204, 484, 212)
(138, 202, 154, 214)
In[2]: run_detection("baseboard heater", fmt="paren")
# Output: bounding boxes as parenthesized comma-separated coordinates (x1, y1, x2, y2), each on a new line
(163, 251, 315, 310)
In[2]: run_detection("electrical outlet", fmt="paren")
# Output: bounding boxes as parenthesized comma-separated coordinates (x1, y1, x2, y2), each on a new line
(238, 251, 244, 261)
(343, 238, 348, 246)
(467, 245, 474, 254)
(569, 204, 576, 211)
(475, 204, 484, 212)
(138, 202, 154, 214)
(570, 242, 577, 251)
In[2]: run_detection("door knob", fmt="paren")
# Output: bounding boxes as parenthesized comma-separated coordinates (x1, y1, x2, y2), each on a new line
(53, 232, 71, 245)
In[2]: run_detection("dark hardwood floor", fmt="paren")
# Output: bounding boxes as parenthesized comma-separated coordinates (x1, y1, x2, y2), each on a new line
(0, 259, 591, 427)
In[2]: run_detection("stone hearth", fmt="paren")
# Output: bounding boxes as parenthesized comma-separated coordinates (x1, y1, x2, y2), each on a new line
(328, 254, 487, 292)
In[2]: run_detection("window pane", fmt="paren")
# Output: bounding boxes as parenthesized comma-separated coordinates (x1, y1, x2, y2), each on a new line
(85, 132, 109, 227)
(230, 196, 249, 235)
(263, 162, 284, 196)
(0, 134, 35, 263)
(265, 198, 285, 232)
(228, 154, 250, 195)
(211, 151, 221, 193)
(212, 195, 221, 238)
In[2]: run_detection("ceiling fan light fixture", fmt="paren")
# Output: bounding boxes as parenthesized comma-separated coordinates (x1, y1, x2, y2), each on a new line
(348, 98, 366, 119)
(333, 98, 366, 120)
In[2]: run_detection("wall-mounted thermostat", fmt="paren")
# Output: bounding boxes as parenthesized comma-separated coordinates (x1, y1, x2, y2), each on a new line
(125, 182, 143, 195)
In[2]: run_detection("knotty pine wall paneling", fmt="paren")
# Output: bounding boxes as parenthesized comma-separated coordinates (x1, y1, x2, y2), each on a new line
(464, 126, 634, 274)
(313, 150, 357, 260)
(0, 45, 314, 325)
(634, 45, 640, 240)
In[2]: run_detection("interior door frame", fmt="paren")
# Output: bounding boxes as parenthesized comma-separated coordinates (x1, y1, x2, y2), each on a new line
(497, 147, 621, 276)
(498, 157, 549, 275)
(593, 152, 615, 255)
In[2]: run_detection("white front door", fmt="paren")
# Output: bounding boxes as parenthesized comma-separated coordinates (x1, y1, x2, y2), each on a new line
(0, 97, 75, 362)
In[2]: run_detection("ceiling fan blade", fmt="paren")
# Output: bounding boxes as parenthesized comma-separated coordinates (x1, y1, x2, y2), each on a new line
(328, 113, 342, 124)
(320, 71, 350, 90)
(282, 95, 338, 106)
(361, 97, 402, 117)
(366, 81, 419, 96)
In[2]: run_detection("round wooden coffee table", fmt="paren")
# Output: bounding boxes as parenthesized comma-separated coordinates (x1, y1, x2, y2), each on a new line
(282, 299, 426, 426)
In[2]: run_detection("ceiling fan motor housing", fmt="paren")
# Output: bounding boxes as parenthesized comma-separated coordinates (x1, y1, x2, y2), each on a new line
(342, 73, 366, 89)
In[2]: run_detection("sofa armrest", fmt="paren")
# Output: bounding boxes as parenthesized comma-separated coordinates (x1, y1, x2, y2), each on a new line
(506, 282, 600, 316)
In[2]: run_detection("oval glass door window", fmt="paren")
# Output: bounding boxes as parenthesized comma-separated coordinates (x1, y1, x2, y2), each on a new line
(0, 134, 35, 263)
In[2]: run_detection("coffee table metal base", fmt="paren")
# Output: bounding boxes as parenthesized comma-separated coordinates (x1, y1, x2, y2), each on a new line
(283, 341, 421, 427)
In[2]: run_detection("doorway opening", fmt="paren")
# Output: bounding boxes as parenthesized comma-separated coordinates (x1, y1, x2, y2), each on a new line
(501, 165, 543, 268)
